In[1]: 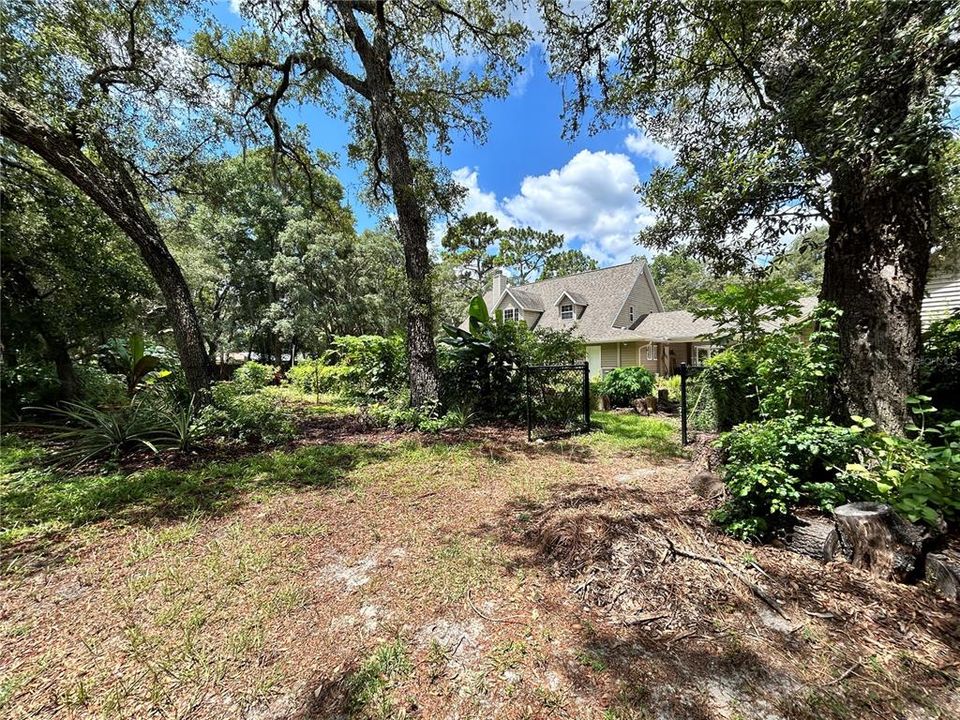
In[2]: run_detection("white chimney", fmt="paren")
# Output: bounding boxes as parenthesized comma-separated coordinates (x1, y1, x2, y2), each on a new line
(492, 271, 508, 299)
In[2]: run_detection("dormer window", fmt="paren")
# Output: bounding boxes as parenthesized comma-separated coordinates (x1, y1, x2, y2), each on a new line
(503, 308, 517, 321)
(560, 304, 574, 320)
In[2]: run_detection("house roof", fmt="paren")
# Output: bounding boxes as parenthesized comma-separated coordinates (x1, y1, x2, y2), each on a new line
(484, 261, 649, 340)
(472, 259, 819, 345)
(633, 296, 820, 342)
(554, 290, 589, 306)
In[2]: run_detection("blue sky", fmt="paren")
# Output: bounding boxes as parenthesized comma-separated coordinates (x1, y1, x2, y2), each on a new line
(212, 2, 674, 267)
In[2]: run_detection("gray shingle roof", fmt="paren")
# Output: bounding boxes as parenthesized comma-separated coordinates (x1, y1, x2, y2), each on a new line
(633, 296, 820, 341)
(482, 261, 647, 341)
(554, 290, 589, 306)
(472, 260, 818, 344)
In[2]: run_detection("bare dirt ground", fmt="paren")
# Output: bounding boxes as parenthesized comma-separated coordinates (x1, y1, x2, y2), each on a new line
(1, 411, 958, 719)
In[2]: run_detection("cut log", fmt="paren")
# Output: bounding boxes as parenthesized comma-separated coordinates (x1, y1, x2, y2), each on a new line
(657, 388, 670, 404)
(833, 502, 934, 582)
(925, 550, 960, 602)
(786, 517, 840, 562)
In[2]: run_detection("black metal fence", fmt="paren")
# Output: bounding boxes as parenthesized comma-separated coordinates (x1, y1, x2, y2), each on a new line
(524, 363, 591, 441)
(678, 362, 710, 445)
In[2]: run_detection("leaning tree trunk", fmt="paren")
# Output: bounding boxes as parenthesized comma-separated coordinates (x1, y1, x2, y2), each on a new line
(821, 169, 932, 433)
(0, 97, 212, 398)
(345, 20, 439, 408)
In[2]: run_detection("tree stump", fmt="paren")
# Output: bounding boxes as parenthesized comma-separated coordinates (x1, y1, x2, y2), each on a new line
(833, 502, 931, 582)
(785, 516, 840, 562)
(925, 550, 960, 602)
(657, 388, 670, 404)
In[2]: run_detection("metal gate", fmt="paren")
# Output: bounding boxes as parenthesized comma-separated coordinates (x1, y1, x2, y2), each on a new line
(678, 362, 707, 445)
(524, 363, 591, 441)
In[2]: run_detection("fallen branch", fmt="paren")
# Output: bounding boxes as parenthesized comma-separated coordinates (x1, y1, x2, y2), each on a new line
(652, 533, 790, 620)
(823, 661, 862, 686)
(465, 588, 528, 625)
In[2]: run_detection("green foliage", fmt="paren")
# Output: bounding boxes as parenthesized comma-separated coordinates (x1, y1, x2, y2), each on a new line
(100, 334, 168, 397)
(655, 374, 681, 403)
(200, 383, 296, 445)
(648, 250, 722, 312)
(541, 249, 598, 280)
(233, 361, 276, 392)
(75, 366, 127, 408)
(695, 277, 805, 348)
(25, 401, 166, 467)
(714, 414, 864, 540)
(598, 367, 654, 408)
(323, 335, 406, 402)
(920, 310, 960, 421)
(439, 296, 585, 419)
(715, 399, 960, 538)
(694, 303, 842, 431)
(841, 400, 960, 525)
(1, 362, 60, 418)
(497, 227, 564, 284)
(441, 212, 503, 297)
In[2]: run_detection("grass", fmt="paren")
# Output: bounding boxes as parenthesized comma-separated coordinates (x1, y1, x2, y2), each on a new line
(0, 440, 388, 548)
(581, 411, 683, 457)
(345, 640, 413, 718)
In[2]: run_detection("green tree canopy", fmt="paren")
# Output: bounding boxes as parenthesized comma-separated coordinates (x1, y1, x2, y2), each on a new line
(541, 249, 598, 280)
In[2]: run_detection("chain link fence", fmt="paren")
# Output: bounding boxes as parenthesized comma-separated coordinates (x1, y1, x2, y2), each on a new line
(524, 363, 591, 441)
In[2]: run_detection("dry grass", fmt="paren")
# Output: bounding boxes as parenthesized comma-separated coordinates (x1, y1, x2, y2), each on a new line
(1, 405, 957, 719)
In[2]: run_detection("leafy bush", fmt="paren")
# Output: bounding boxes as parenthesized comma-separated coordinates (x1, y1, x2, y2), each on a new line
(921, 310, 960, 422)
(367, 398, 473, 433)
(287, 360, 352, 394)
(233, 361, 277, 391)
(1, 362, 60, 418)
(697, 350, 757, 430)
(75, 365, 127, 408)
(598, 367, 654, 408)
(655, 374, 681, 403)
(322, 335, 405, 401)
(714, 400, 960, 539)
(714, 413, 862, 539)
(840, 399, 960, 525)
(200, 382, 295, 444)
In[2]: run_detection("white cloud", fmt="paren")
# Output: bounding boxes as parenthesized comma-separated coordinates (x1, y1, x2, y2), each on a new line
(450, 150, 656, 265)
(624, 122, 675, 165)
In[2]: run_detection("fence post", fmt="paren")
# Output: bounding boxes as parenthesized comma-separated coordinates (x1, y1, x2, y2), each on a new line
(582, 362, 591, 431)
(679, 362, 688, 446)
(525, 366, 532, 442)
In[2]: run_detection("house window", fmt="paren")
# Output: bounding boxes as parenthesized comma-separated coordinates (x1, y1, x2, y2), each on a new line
(695, 345, 716, 365)
(629, 306, 635, 322)
(503, 308, 517, 321)
(646, 344, 656, 361)
(560, 304, 574, 320)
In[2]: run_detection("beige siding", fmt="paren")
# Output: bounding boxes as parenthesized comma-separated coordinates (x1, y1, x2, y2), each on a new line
(614, 271, 660, 327)
(495, 296, 543, 327)
(600, 343, 619, 368)
(619, 342, 639, 367)
(522, 309, 542, 327)
(637, 342, 658, 374)
(922, 274, 960, 328)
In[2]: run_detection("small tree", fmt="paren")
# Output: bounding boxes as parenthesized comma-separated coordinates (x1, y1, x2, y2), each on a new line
(541, 249, 598, 280)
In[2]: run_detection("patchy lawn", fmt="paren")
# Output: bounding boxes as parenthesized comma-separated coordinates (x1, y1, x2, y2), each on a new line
(1, 401, 957, 719)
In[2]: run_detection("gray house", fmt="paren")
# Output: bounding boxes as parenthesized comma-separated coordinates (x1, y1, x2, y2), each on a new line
(477, 261, 731, 379)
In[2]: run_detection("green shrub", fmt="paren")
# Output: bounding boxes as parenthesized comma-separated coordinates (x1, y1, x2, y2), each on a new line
(714, 400, 960, 539)
(75, 365, 126, 407)
(598, 367, 654, 408)
(25, 399, 167, 467)
(200, 382, 295, 444)
(655, 374, 681, 403)
(698, 350, 757, 430)
(322, 335, 405, 401)
(840, 399, 960, 525)
(921, 310, 960, 422)
(714, 413, 863, 539)
(1, 362, 60, 418)
(233, 361, 277, 391)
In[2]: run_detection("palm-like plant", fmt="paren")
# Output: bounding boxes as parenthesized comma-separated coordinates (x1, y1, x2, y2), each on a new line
(26, 400, 164, 467)
(100, 334, 166, 397)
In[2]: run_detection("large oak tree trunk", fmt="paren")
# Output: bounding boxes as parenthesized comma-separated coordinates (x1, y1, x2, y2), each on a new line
(336, 5, 440, 408)
(1, 97, 212, 398)
(821, 171, 932, 433)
